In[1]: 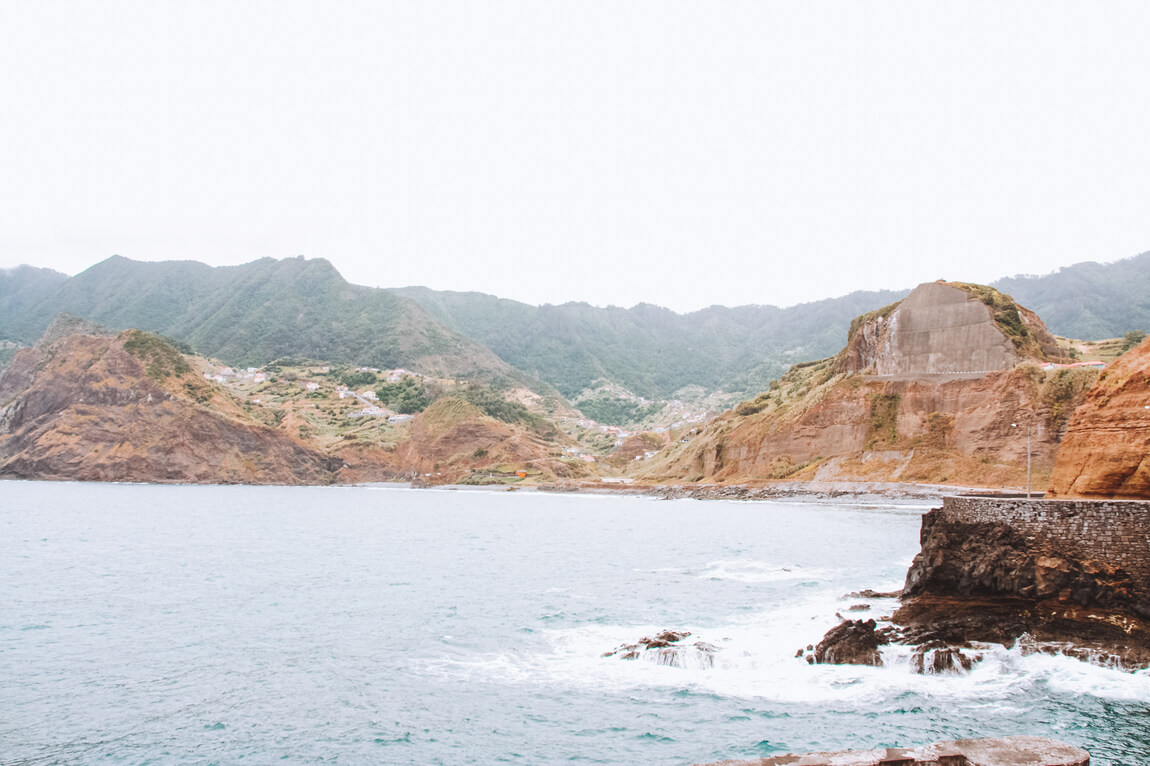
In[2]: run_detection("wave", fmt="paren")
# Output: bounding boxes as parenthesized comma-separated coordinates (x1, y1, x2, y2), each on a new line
(695, 559, 829, 583)
(413, 595, 1150, 708)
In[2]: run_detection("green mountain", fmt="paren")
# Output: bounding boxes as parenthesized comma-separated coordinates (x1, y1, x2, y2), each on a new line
(992, 251, 1150, 340)
(0, 256, 534, 388)
(391, 286, 908, 400)
(1, 265, 69, 332)
(5, 250, 1149, 416)
(0, 265, 71, 367)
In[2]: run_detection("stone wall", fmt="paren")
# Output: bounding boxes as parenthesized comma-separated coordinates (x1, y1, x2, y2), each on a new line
(941, 496, 1150, 586)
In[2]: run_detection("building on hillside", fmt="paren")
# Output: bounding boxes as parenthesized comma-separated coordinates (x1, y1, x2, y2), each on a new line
(350, 406, 391, 418)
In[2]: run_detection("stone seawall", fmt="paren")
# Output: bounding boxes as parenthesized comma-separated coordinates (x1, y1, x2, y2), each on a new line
(896, 495, 1150, 666)
(940, 496, 1150, 589)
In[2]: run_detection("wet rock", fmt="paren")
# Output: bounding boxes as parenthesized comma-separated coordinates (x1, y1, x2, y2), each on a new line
(847, 603, 871, 612)
(813, 619, 889, 666)
(640, 629, 691, 648)
(895, 499, 1150, 669)
(604, 630, 716, 667)
(848, 588, 903, 599)
(910, 642, 983, 674)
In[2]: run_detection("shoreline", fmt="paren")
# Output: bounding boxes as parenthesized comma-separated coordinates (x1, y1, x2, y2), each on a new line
(2, 475, 1031, 505)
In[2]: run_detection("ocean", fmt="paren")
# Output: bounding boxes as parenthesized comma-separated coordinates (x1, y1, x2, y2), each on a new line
(2, 482, 1148, 764)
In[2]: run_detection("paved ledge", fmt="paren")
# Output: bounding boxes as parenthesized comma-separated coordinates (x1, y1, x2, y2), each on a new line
(699, 735, 1089, 765)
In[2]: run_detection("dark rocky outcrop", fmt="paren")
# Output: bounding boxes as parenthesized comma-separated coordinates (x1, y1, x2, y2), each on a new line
(909, 642, 983, 675)
(811, 619, 888, 666)
(893, 497, 1150, 669)
(603, 630, 718, 668)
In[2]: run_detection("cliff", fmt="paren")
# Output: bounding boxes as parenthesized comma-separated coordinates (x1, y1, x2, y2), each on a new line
(0, 330, 335, 484)
(894, 497, 1150, 668)
(644, 282, 1085, 488)
(1047, 337, 1150, 498)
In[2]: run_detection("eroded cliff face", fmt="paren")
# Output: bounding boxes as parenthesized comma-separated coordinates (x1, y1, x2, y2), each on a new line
(893, 497, 1150, 668)
(840, 282, 1061, 378)
(645, 282, 1082, 487)
(842, 283, 1015, 376)
(0, 332, 334, 484)
(1047, 337, 1150, 499)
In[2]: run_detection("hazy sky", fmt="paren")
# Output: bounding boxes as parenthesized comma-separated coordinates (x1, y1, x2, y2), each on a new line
(3, 2, 1149, 312)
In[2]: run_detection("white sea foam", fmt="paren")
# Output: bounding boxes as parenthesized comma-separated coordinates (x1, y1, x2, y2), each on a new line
(696, 559, 829, 583)
(424, 593, 1150, 710)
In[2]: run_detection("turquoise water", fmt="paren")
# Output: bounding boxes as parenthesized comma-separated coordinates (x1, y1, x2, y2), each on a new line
(2, 482, 1148, 764)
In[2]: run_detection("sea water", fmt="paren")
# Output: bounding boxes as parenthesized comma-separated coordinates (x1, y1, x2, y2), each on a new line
(1, 482, 1148, 765)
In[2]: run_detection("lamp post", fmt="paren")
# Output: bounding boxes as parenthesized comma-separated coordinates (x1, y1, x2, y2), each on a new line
(1011, 421, 1031, 499)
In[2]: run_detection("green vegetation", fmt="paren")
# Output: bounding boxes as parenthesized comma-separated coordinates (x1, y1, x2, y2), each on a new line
(393, 284, 908, 400)
(993, 252, 1150, 341)
(375, 377, 431, 414)
(735, 391, 773, 417)
(122, 330, 191, 381)
(460, 385, 532, 425)
(577, 396, 662, 427)
(846, 300, 902, 344)
(341, 370, 378, 388)
(947, 282, 1036, 351)
(1122, 330, 1146, 352)
(0, 255, 533, 392)
(866, 392, 901, 447)
(9, 252, 1150, 417)
(1037, 365, 1100, 429)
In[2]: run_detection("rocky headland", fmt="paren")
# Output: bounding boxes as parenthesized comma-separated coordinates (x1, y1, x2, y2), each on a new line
(807, 336, 1150, 671)
(0, 326, 336, 484)
(642, 281, 1094, 489)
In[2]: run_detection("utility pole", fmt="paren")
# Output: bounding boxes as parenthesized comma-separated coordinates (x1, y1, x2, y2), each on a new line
(1011, 421, 1032, 499)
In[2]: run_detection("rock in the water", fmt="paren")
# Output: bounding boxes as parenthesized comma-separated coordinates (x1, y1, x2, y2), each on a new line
(847, 589, 902, 599)
(603, 630, 717, 668)
(910, 642, 983, 674)
(813, 619, 888, 666)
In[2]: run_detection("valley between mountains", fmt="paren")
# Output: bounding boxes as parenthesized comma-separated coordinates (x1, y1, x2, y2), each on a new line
(1, 254, 1148, 495)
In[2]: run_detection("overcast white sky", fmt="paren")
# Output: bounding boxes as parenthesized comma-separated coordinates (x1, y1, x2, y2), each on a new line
(2, 2, 1149, 312)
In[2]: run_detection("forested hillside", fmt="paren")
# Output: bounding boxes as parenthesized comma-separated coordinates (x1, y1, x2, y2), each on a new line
(5, 251, 1149, 412)
(0, 256, 534, 388)
(392, 286, 908, 399)
(993, 251, 1150, 340)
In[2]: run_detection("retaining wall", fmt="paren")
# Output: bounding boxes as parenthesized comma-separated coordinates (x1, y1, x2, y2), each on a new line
(942, 496, 1150, 584)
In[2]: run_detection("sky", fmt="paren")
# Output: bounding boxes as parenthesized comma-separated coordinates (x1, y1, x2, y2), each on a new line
(2, 2, 1149, 313)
